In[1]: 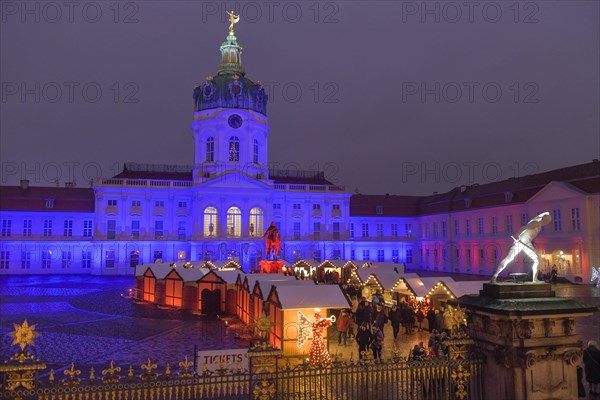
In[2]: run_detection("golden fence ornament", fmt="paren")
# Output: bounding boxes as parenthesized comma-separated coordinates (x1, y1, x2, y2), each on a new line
(177, 355, 194, 378)
(451, 364, 472, 400)
(252, 379, 276, 400)
(0, 320, 46, 391)
(61, 363, 81, 386)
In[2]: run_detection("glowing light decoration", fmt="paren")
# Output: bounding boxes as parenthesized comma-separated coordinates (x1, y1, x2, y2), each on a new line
(297, 309, 336, 367)
(592, 267, 600, 288)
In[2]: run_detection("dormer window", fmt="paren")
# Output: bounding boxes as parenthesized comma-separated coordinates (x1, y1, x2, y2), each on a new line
(375, 205, 383, 215)
(45, 199, 55, 209)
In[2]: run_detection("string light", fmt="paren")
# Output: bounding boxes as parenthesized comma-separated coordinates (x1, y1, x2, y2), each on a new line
(297, 309, 336, 367)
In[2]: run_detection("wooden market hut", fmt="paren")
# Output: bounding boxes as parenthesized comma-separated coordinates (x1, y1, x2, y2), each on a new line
(238, 274, 298, 325)
(341, 261, 359, 283)
(291, 259, 320, 280)
(265, 283, 350, 356)
(425, 280, 487, 309)
(315, 259, 345, 283)
(361, 262, 406, 274)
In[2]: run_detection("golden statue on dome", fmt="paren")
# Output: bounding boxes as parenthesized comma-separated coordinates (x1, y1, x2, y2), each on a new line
(226, 10, 240, 36)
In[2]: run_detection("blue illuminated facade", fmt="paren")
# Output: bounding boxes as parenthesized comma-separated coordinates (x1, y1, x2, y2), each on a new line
(0, 28, 598, 281)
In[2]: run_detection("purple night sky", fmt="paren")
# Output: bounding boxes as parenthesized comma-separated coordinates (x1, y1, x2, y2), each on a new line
(1, 1, 598, 195)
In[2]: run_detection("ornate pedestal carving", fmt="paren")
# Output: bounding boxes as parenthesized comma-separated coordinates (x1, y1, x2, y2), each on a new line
(459, 283, 596, 400)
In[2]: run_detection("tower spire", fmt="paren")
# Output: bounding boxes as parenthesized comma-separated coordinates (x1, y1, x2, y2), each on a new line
(217, 11, 244, 76)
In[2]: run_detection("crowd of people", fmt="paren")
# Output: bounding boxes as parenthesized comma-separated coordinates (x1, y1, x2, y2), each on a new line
(334, 293, 457, 361)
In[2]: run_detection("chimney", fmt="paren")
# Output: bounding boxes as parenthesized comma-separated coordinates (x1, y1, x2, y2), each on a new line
(65, 182, 75, 188)
(20, 180, 29, 190)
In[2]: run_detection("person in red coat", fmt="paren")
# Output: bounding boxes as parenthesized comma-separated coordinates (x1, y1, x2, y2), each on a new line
(336, 309, 352, 345)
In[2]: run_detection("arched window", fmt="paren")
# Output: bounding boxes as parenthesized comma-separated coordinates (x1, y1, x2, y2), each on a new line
(249, 207, 263, 237)
(253, 139, 259, 164)
(204, 207, 218, 237)
(206, 137, 214, 162)
(227, 207, 241, 237)
(229, 136, 240, 162)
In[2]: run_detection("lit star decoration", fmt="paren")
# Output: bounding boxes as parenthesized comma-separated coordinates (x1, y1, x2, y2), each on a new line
(297, 309, 336, 367)
(8, 320, 40, 351)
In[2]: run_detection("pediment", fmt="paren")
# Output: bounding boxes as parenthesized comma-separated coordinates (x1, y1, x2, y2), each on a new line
(197, 171, 273, 191)
(527, 181, 586, 204)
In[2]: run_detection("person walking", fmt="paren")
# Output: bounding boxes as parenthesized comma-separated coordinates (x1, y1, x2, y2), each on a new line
(371, 325, 384, 361)
(372, 304, 388, 332)
(389, 304, 402, 340)
(427, 307, 436, 332)
(336, 310, 352, 346)
(355, 322, 373, 360)
(415, 308, 425, 332)
(583, 340, 600, 398)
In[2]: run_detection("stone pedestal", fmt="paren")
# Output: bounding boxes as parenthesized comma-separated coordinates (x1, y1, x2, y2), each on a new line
(458, 283, 597, 400)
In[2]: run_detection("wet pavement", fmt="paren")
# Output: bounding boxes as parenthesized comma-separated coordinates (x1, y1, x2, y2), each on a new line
(0, 275, 598, 375)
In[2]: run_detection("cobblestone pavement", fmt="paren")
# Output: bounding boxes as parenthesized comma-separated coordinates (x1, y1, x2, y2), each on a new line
(0, 275, 598, 375)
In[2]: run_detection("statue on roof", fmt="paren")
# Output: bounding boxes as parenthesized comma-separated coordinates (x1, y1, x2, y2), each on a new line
(491, 211, 552, 284)
(226, 10, 240, 36)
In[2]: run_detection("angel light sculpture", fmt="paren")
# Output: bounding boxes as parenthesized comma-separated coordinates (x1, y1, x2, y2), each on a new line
(297, 308, 336, 367)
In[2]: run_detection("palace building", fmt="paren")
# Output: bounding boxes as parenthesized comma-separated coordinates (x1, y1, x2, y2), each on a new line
(1, 26, 599, 283)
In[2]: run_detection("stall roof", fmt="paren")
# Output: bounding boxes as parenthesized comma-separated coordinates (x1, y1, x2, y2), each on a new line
(210, 260, 242, 270)
(270, 285, 350, 310)
(292, 259, 321, 268)
(362, 262, 406, 273)
(418, 277, 455, 290)
(245, 274, 298, 291)
(136, 263, 210, 281)
(318, 260, 347, 269)
(213, 270, 245, 284)
(440, 281, 487, 298)
(404, 277, 429, 297)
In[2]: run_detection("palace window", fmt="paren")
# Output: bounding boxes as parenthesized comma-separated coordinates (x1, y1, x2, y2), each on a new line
(155, 201, 165, 208)
(332, 249, 341, 260)
(45, 199, 55, 208)
(293, 203, 301, 210)
(178, 201, 187, 208)
(377, 224, 383, 238)
(63, 220, 73, 237)
(273, 203, 281, 209)
(349, 223, 354, 238)
(453, 220, 459, 236)
(82, 251, 92, 268)
(253, 139, 259, 164)
(571, 208, 580, 231)
(314, 250, 322, 262)
(332, 222, 340, 240)
(228, 136, 240, 162)
(107, 220, 116, 240)
(362, 250, 370, 261)
(23, 220, 32, 237)
(0, 251, 9, 269)
(332, 204, 341, 211)
(375, 205, 383, 215)
(405, 224, 412, 237)
(131, 200, 141, 207)
(391, 224, 398, 237)
(83, 220, 92, 237)
(553, 209, 562, 231)
(441, 221, 447, 237)
(491, 217, 498, 235)
(249, 208, 264, 237)
(432, 222, 438, 238)
(313, 204, 321, 210)
(204, 207, 218, 236)
(131, 220, 140, 239)
(206, 137, 214, 162)
(465, 220, 471, 236)
(1, 220, 11, 237)
(21, 251, 31, 269)
(350, 249, 355, 260)
(478, 218, 484, 235)
(130, 251, 140, 268)
(313, 222, 321, 240)
(108, 199, 117, 206)
(41, 250, 51, 269)
(392, 249, 399, 263)
(154, 221, 164, 239)
(227, 207, 241, 237)
(177, 221, 186, 240)
(362, 223, 369, 238)
(43, 220, 52, 237)
(293, 222, 301, 240)
(377, 250, 384, 262)
(61, 251, 71, 269)
(506, 215, 513, 233)
(521, 213, 529, 226)
(153, 251, 163, 262)
(105, 250, 115, 268)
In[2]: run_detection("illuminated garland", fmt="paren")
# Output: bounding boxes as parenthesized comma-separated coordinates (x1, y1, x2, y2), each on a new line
(297, 309, 336, 367)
